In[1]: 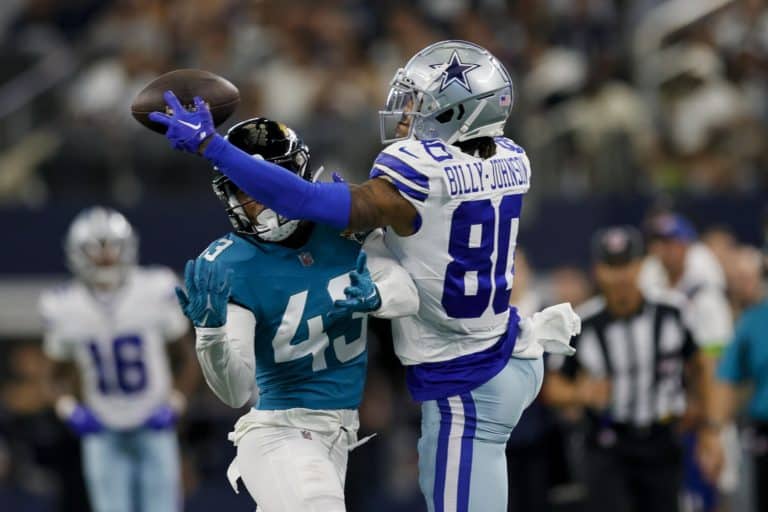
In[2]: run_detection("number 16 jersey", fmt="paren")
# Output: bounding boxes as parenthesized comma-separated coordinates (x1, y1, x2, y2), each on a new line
(39, 267, 189, 430)
(370, 136, 531, 367)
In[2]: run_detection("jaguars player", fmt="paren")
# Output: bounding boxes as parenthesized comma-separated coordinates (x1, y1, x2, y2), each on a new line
(150, 40, 579, 511)
(175, 117, 419, 512)
(39, 207, 193, 512)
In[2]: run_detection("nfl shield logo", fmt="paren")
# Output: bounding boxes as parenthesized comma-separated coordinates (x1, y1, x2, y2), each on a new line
(298, 252, 314, 267)
(301, 430, 313, 440)
(499, 93, 511, 107)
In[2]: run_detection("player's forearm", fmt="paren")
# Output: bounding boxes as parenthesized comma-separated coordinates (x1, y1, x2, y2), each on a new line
(203, 134, 351, 229)
(704, 380, 738, 429)
(195, 326, 255, 408)
(363, 230, 419, 318)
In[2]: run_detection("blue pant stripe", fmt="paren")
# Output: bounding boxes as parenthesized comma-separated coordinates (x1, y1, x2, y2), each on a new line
(433, 398, 452, 512)
(457, 393, 477, 511)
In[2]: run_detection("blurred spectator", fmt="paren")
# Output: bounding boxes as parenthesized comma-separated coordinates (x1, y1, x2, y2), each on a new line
(700, 253, 768, 512)
(727, 245, 765, 315)
(640, 212, 737, 508)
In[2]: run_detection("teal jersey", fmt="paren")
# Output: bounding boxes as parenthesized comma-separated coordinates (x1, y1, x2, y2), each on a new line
(717, 299, 768, 421)
(200, 224, 367, 410)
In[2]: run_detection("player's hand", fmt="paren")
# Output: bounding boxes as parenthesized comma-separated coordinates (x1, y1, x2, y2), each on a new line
(328, 251, 381, 320)
(143, 404, 177, 430)
(148, 90, 215, 154)
(175, 258, 233, 328)
(56, 397, 104, 436)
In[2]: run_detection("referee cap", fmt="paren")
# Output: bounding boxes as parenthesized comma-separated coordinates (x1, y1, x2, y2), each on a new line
(592, 226, 644, 266)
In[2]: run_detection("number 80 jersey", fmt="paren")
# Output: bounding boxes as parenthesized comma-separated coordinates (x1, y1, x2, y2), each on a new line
(370, 136, 531, 365)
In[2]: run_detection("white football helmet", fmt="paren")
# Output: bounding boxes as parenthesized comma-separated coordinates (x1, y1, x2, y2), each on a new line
(380, 40, 514, 144)
(65, 206, 138, 288)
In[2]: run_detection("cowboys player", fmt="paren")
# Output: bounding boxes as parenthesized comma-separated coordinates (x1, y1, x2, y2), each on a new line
(39, 207, 192, 512)
(151, 40, 579, 511)
(176, 117, 419, 511)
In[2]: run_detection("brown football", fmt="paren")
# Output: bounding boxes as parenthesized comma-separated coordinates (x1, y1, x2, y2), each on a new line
(131, 69, 240, 133)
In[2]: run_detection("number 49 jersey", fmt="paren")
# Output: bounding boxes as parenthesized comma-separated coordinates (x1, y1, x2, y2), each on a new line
(39, 267, 189, 430)
(371, 136, 531, 365)
(200, 224, 368, 411)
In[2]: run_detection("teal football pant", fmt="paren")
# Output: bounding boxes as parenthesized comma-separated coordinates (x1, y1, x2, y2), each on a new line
(417, 356, 544, 512)
(82, 428, 180, 512)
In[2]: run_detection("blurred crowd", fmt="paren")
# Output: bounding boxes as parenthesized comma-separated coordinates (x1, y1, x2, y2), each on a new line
(1, 0, 767, 511)
(0, 0, 766, 205)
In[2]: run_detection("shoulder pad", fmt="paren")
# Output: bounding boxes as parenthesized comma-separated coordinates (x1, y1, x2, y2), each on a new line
(135, 265, 179, 292)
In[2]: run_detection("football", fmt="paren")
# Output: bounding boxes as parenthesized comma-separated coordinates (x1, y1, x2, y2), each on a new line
(131, 69, 240, 133)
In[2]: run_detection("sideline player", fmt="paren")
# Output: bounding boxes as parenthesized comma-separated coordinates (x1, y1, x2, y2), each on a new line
(150, 40, 579, 511)
(640, 212, 736, 510)
(176, 117, 419, 511)
(39, 206, 194, 512)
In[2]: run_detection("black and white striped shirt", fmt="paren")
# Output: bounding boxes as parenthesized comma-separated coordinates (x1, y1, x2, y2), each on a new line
(550, 294, 698, 427)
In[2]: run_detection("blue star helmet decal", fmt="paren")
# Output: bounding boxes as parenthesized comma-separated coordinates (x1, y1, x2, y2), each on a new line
(430, 50, 481, 93)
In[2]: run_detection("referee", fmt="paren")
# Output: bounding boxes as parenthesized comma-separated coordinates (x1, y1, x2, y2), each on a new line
(544, 226, 711, 512)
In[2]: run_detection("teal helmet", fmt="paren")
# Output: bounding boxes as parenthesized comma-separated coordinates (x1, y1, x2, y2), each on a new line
(379, 40, 514, 144)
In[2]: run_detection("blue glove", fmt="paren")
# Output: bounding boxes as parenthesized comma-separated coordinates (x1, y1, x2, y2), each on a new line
(175, 258, 233, 328)
(148, 90, 215, 153)
(67, 404, 104, 436)
(328, 251, 381, 320)
(143, 404, 177, 430)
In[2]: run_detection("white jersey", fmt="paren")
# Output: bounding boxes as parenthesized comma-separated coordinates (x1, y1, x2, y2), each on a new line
(639, 242, 732, 349)
(39, 266, 189, 429)
(371, 136, 531, 364)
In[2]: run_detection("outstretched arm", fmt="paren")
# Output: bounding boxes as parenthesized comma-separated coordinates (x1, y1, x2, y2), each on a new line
(151, 93, 418, 236)
(203, 133, 418, 235)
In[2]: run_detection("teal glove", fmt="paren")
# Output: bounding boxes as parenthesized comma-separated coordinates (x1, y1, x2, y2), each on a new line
(329, 251, 381, 320)
(175, 258, 233, 327)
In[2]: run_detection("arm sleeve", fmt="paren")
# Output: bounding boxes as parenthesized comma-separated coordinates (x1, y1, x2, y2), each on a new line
(717, 316, 751, 384)
(203, 134, 351, 229)
(362, 229, 419, 319)
(195, 303, 257, 408)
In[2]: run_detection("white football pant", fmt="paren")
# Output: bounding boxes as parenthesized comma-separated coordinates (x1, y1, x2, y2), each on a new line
(227, 408, 361, 512)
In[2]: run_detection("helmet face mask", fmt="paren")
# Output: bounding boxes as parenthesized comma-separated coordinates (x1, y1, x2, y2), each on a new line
(65, 207, 138, 289)
(379, 40, 514, 145)
(212, 173, 301, 243)
(213, 118, 310, 243)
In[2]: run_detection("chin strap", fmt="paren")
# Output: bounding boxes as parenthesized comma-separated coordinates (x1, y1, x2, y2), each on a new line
(446, 99, 488, 145)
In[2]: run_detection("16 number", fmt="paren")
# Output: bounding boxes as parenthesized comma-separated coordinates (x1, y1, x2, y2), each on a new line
(88, 335, 147, 394)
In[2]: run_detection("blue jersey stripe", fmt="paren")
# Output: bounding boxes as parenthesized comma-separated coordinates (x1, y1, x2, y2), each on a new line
(373, 153, 430, 189)
(457, 393, 477, 511)
(433, 398, 452, 512)
(370, 167, 428, 202)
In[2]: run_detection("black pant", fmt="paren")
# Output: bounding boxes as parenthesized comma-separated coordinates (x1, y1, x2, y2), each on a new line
(584, 425, 683, 512)
(752, 423, 768, 512)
